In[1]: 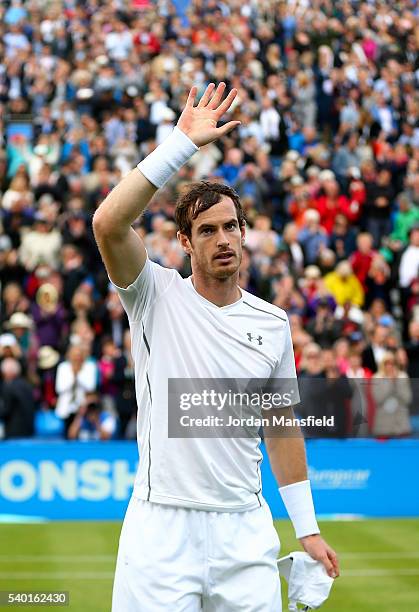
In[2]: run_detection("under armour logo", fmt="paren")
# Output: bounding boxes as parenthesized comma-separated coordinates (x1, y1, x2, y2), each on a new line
(247, 333, 263, 345)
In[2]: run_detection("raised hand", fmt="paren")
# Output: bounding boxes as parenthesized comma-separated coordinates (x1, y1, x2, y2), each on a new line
(177, 82, 240, 148)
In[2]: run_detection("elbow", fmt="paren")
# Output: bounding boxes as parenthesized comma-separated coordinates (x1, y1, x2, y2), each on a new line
(93, 209, 113, 241)
(92, 209, 108, 238)
(93, 207, 126, 242)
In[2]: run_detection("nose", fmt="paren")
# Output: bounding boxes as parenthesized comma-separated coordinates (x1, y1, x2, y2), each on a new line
(216, 228, 230, 247)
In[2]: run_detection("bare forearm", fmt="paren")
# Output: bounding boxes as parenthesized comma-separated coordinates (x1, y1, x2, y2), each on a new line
(265, 415, 340, 577)
(67, 416, 82, 440)
(93, 169, 156, 238)
(265, 432, 308, 486)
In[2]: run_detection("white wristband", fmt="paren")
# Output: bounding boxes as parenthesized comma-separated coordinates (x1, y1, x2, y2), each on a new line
(137, 126, 198, 188)
(279, 479, 320, 539)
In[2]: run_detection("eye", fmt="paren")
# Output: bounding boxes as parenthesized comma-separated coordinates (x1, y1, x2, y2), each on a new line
(225, 222, 237, 230)
(202, 227, 213, 235)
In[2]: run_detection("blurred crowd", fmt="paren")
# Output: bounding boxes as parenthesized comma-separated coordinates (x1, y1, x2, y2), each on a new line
(0, 0, 418, 441)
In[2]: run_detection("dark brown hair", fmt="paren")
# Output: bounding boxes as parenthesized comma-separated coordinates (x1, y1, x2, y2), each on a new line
(175, 181, 246, 238)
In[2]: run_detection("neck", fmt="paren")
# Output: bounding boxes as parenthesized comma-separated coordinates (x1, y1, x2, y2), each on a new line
(191, 270, 241, 307)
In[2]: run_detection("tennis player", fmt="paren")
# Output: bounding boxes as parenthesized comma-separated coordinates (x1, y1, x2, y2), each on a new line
(93, 83, 339, 611)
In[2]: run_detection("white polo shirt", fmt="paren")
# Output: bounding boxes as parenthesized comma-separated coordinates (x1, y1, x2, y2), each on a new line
(114, 258, 299, 512)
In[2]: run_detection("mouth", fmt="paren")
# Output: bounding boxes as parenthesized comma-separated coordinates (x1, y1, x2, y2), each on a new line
(214, 251, 235, 262)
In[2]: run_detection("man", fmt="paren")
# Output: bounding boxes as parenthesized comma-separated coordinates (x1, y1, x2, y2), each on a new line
(67, 393, 117, 441)
(93, 83, 339, 611)
(362, 324, 390, 374)
(0, 357, 35, 438)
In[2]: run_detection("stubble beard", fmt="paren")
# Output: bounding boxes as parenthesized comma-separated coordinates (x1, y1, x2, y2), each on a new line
(195, 250, 242, 282)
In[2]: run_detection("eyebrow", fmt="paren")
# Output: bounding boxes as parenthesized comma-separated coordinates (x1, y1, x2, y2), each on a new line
(196, 218, 238, 231)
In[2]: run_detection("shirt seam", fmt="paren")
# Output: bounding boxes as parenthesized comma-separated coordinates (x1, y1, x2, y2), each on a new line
(129, 264, 178, 326)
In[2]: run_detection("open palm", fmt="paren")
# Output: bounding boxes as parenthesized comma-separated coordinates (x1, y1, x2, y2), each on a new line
(177, 82, 240, 148)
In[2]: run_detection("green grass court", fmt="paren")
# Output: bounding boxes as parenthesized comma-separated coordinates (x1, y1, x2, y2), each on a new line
(1, 518, 418, 611)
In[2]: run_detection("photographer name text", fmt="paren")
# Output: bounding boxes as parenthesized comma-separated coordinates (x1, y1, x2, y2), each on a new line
(179, 415, 334, 428)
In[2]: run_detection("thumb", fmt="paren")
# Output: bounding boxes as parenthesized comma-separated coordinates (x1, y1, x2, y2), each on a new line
(216, 121, 241, 137)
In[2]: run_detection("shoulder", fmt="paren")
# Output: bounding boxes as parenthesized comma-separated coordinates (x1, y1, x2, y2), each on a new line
(114, 258, 179, 293)
(241, 290, 288, 325)
(57, 360, 70, 373)
(148, 259, 180, 279)
(324, 271, 336, 282)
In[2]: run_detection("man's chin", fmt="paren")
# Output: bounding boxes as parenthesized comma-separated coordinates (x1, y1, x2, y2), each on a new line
(210, 261, 240, 279)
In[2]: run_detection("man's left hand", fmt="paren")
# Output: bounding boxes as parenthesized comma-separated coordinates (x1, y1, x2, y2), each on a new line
(299, 534, 340, 578)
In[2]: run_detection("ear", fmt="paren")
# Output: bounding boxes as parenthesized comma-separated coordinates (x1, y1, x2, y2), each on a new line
(177, 230, 192, 255)
(240, 224, 246, 245)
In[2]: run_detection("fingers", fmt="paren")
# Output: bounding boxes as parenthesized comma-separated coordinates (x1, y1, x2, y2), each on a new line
(328, 548, 340, 578)
(197, 82, 216, 107)
(216, 120, 241, 137)
(321, 548, 339, 578)
(207, 82, 226, 109)
(320, 553, 335, 578)
(186, 86, 198, 107)
(214, 88, 238, 117)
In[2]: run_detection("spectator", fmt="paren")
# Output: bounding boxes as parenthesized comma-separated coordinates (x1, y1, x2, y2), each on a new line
(372, 352, 412, 437)
(55, 343, 98, 430)
(19, 213, 62, 271)
(299, 343, 352, 438)
(314, 171, 355, 234)
(298, 209, 329, 265)
(61, 244, 90, 309)
(245, 215, 279, 258)
(365, 256, 392, 310)
(31, 283, 67, 349)
(259, 97, 285, 157)
(329, 214, 357, 261)
(324, 261, 364, 308)
(280, 223, 304, 274)
(68, 393, 117, 441)
(321, 351, 353, 438)
(350, 233, 377, 290)
(35, 345, 60, 411)
(362, 325, 391, 374)
(306, 297, 341, 348)
(399, 224, 419, 292)
(364, 168, 395, 248)
(102, 287, 129, 349)
(115, 330, 136, 439)
(293, 72, 317, 129)
(216, 148, 244, 185)
(0, 357, 35, 438)
(1, 283, 30, 325)
(1, 174, 34, 211)
(332, 132, 362, 183)
(5, 312, 37, 365)
(272, 275, 306, 316)
(300, 265, 325, 303)
(234, 164, 269, 209)
(391, 194, 419, 246)
(288, 179, 315, 229)
(98, 336, 123, 408)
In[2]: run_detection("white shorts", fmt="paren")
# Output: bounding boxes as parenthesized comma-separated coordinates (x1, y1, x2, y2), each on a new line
(112, 497, 281, 611)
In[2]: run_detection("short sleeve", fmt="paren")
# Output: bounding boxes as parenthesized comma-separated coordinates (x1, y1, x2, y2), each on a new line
(111, 257, 177, 322)
(270, 317, 300, 406)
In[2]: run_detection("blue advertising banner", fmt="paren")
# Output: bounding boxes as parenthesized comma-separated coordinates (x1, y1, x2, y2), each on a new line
(0, 440, 418, 520)
(0, 441, 137, 520)
(262, 439, 419, 519)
